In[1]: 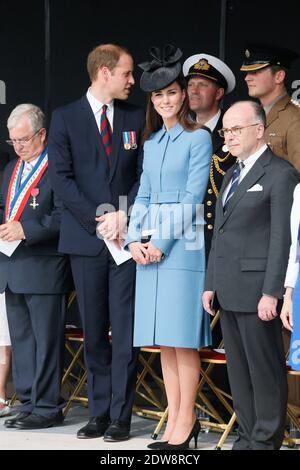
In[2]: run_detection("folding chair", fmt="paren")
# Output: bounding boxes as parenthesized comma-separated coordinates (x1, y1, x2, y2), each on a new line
(142, 312, 237, 447)
(62, 326, 87, 416)
(6, 291, 81, 415)
(194, 311, 238, 448)
(63, 325, 115, 417)
(134, 346, 166, 424)
(197, 347, 237, 449)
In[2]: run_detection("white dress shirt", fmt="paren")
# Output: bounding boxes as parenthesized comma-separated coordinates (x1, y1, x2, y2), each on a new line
(222, 144, 268, 205)
(86, 88, 114, 131)
(284, 183, 300, 288)
(20, 156, 39, 184)
(204, 109, 221, 132)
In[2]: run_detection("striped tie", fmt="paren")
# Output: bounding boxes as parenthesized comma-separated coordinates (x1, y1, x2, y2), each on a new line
(100, 104, 112, 161)
(223, 161, 244, 211)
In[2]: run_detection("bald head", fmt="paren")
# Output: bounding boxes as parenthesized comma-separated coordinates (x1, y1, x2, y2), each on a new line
(222, 101, 266, 160)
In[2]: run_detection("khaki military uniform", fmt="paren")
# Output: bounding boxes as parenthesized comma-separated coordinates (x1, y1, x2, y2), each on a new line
(265, 95, 300, 172)
(265, 95, 300, 409)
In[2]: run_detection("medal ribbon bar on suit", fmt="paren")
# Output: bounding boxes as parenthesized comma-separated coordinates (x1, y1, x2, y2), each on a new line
(5, 146, 48, 222)
(122, 131, 131, 150)
(130, 131, 137, 149)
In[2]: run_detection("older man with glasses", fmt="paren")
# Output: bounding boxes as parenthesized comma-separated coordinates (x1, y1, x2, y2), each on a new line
(203, 100, 299, 450)
(0, 104, 71, 430)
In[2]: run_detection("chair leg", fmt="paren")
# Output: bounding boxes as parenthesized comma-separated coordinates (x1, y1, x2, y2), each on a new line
(215, 412, 237, 450)
(151, 407, 169, 439)
(8, 392, 17, 406)
(62, 342, 84, 385)
(63, 370, 87, 417)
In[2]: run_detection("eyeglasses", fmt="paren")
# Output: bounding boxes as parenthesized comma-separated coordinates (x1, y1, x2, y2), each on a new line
(6, 128, 41, 146)
(218, 123, 261, 138)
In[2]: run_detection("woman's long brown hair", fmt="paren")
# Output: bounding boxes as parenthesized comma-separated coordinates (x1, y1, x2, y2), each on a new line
(143, 73, 202, 143)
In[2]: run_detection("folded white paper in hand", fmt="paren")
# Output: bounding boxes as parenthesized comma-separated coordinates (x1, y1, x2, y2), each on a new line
(104, 239, 132, 266)
(0, 239, 21, 257)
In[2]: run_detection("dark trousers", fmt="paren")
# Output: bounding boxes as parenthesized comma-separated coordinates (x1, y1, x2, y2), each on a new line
(220, 308, 287, 450)
(5, 287, 66, 417)
(70, 249, 138, 423)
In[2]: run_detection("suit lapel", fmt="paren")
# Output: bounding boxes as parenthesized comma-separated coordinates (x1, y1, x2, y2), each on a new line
(214, 164, 235, 224)
(218, 163, 235, 201)
(109, 101, 124, 182)
(80, 96, 109, 163)
(219, 149, 271, 227)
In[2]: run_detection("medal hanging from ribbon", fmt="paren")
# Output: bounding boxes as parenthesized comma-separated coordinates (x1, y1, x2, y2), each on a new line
(30, 188, 40, 210)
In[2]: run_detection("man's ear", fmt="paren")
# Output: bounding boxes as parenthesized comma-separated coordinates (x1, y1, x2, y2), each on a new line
(40, 128, 47, 143)
(216, 87, 225, 102)
(274, 69, 286, 85)
(97, 66, 110, 82)
(257, 123, 265, 139)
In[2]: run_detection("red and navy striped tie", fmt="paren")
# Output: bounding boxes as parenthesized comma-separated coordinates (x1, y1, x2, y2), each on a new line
(100, 104, 112, 161)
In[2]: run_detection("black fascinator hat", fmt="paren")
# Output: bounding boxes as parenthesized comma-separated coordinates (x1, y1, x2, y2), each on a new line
(139, 44, 183, 92)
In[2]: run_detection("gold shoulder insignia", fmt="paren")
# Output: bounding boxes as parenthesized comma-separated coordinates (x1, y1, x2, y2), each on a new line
(290, 98, 300, 108)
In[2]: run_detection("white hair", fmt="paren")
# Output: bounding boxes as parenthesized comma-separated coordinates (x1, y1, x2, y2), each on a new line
(7, 103, 45, 133)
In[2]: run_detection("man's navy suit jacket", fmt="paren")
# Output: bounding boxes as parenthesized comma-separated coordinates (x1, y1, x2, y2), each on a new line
(48, 96, 144, 256)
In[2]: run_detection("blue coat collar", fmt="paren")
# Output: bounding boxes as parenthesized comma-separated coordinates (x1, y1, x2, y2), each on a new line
(155, 122, 185, 143)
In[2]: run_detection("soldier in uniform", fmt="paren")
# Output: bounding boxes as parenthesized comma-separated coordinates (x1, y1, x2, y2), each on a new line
(182, 54, 236, 259)
(241, 43, 300, 172)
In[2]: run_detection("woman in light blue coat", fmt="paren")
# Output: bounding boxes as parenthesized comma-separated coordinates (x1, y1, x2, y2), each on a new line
(125, 45, 212, 449)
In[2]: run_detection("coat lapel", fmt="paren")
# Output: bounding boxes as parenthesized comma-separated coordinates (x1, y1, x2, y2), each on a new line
(80, 96, 109, 165)
(109, 101, 124, 182)
(219, 149, 271, 226)
(215, 163, 235, 223)
(266, 95, 290, 128)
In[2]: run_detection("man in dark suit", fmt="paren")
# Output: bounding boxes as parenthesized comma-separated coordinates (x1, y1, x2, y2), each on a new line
(48, 44, 144, 441)
(0, 104, 71, 429)
(182, 53, 237, 258)
(203, 101, 299, 450)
